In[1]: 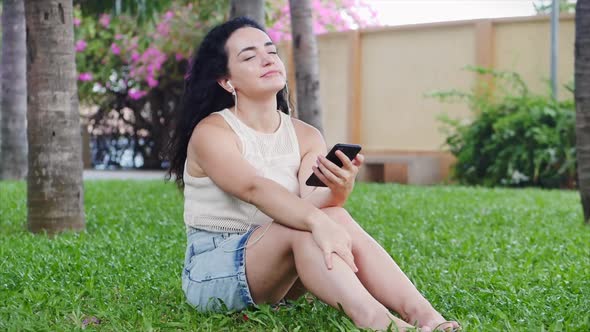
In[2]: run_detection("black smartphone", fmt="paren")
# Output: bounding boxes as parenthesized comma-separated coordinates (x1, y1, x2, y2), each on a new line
(305, 143, 362, 187)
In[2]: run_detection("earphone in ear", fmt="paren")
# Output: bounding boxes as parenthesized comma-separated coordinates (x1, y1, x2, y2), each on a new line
(227, 81, 234, 92)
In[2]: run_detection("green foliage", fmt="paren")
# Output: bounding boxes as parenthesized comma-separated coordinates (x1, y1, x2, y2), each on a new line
(74, 2, 229, 168)
(430, 67, 576, 188)
(1, 181, 589, 331)
(73, 0, 212, 26)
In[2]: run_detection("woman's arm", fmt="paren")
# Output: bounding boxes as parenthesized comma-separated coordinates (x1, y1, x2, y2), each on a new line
(293, 120, 364, 208)
(190, 116, 357, 271)
(191, 118, 321, 231)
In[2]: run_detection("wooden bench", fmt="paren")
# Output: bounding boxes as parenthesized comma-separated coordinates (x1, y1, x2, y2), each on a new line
(357, 153, 447, 185)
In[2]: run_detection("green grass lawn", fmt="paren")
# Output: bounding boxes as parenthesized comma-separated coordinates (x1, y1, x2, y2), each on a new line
(1, 180, 589, 331)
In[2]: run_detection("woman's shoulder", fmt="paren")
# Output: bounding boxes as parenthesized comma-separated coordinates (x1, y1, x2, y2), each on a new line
(195, 110, 230, 131)
(189, 110, 235, 145)
(290, 117, 325, 150)
(291, 117, 322, 138)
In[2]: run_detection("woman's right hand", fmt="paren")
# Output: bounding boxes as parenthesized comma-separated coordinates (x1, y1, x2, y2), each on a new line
(309, 213, 358, 273)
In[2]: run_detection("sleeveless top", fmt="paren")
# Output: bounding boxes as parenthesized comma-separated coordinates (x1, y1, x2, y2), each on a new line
(183, 108, 301, 233)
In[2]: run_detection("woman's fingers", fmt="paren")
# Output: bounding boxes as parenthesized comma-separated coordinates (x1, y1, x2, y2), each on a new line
(338, 249, 358, 272)
(323, 247, 358, 272)
(312, 166, 331, 185)
(317, 154, 347, 177)
(316, 162, 343, 185)
(352, 153, 364, 167)
(334, 150, 355, 170)
(324, 250, 334, 270)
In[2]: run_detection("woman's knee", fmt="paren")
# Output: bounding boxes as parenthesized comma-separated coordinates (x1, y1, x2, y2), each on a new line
(321, 207, 356, 227)
(268, 222, 311, 249)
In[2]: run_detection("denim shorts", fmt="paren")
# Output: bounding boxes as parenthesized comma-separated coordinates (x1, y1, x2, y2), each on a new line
(181, 227, 258, 312)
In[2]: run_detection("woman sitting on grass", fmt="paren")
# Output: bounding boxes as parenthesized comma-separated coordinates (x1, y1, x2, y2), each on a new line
(166, 16, 460, 332)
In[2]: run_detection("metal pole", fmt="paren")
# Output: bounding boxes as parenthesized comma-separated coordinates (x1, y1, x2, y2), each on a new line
(550, 0, 559, 99)
(115, 0, 122, 16)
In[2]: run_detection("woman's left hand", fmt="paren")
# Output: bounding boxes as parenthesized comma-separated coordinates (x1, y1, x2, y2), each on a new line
(312, 151, 364, 202)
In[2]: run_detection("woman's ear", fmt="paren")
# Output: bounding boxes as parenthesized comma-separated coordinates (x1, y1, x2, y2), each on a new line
(217, 79, 234, 94)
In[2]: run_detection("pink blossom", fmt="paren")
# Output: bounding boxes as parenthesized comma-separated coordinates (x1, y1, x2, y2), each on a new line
(78, 72, 93, 81)
(115, 34, 123, 40)
(280, 5, 289, 15)
(267, 28, 281, 42)
(313, 21, 326, 34)
(165, 11, 174, 20)
(73, 17, 81, 27)
(131, 51, 140, 62)
(274, 21, 284, 31)
(129, 47, 167, 85)
(111, 43, 121, 55)
(175, 53, 184, 61)
(99, 14, 110, 28)
(75, 40, 87, 52)
(128, 88, 147, 100)
(146, 76, 159, 88)
(156, 22, 170, 37)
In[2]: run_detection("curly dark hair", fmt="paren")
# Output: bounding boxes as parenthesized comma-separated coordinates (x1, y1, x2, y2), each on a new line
(165, 16, 291, 190)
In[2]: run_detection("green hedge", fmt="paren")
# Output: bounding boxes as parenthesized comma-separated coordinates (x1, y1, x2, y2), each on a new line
(431, 67, 576, 188)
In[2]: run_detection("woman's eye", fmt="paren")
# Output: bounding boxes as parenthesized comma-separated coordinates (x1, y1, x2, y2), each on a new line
(244, 56, 255, 61)
(269, 51, 278, 54)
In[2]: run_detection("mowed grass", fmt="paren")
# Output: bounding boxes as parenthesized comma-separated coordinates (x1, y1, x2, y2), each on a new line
(1, 180, 589, 331)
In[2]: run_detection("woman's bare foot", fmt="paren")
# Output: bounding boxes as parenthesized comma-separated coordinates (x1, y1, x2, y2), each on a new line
(405, 308, 460, 331)
(388, 315, 416, 331)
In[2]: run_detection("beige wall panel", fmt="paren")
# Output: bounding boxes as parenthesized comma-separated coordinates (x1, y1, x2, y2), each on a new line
(360, 25, 475, 151)
(495, 17, 575, 99)
(317, 33, 350, 147)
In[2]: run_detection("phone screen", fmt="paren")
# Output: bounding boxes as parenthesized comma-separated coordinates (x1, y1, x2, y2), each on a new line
(305, 143, 362, 187)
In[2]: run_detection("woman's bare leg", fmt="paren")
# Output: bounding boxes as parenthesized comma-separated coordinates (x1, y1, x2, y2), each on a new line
(283, 278, 306, 301)
(321, 207, 460, 331)
(244, 223, 413, 331)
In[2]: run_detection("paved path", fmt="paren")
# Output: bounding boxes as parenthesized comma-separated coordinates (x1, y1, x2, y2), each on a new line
(83, 169, 168, 180)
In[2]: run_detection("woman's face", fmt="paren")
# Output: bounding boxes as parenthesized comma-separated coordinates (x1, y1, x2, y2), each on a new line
(223, 27, 286, 98)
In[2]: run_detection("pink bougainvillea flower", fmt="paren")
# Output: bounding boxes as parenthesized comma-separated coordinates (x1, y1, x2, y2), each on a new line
(128, 88, 148, 100)
(131, 51, 141, 62)
(78, 72, 93, 81)
(99, 14, 111, 28)
(267, 28, 281, 42)
(175, 53, 184, 61)
(146, 76, 159, 88)
(165, 11, 174, 20)
(115, 34, 123, 40)
(111, 43, 121, 55)
(73, 17, 81, 27)
(75, 40, 87, 52)
(156, 22, 170, 37)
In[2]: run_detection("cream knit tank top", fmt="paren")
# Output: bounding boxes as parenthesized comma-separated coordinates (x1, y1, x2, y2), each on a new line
(183, 108, 301, 233)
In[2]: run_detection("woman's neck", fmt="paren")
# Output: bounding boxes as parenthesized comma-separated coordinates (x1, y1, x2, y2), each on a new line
(232, 94, 280, 133)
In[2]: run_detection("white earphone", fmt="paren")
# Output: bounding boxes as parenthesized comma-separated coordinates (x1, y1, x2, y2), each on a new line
(227, 81, 235, 93)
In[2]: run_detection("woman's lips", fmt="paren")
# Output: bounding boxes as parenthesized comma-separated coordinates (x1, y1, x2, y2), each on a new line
(261, 70, 280, 78)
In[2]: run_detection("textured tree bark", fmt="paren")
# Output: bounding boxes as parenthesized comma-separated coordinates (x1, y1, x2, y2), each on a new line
(289, 0, 324, 133)
(230, 0, 265, 27)
(25, 0, 85, 233)
(1, 0, 28, 180)
(576, 0, 590, 224)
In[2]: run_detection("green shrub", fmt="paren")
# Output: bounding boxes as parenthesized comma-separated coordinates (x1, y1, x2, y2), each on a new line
(430, 67, 576, 188)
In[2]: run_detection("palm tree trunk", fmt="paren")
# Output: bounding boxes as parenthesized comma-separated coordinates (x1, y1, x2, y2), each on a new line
(289, 0, 324, 133)
(576, 0, 590, 224)
(1, 0, 28, 180)
(25, 0, 85, 233)
(230, 0, 265, 26)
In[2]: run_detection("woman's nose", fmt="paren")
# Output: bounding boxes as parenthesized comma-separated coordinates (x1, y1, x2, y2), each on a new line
(261, 52, 275, 66)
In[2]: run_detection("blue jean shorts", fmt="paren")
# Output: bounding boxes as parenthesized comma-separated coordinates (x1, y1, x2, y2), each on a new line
(181, 227, 258, 312)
